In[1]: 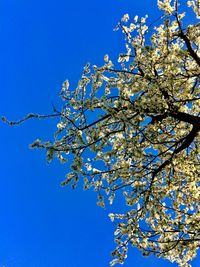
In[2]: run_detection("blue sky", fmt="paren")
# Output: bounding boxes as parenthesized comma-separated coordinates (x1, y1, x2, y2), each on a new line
(0, 0, 199, 266)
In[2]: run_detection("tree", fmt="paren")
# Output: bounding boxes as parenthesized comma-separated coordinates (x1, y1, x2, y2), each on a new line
(3, 0, 200, 266)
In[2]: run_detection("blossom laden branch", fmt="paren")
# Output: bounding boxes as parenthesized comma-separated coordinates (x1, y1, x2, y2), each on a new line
(3, 0, 200, 266)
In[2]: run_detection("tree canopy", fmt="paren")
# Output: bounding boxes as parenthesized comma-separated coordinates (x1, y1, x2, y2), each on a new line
(3, 0, 200, 266)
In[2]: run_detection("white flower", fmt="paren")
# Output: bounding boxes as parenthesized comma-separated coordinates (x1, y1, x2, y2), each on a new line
(134, 15, 138, 23)
(85, 163, 92, 171)
(187, 0, 194, 6)
(109, 213, 115, 222)
(141, 15, 148, 24)
(63, 79, 69, 90)
(104, 54, 109, 62)
(157, 0, 174, 14)
(121, 14, 129, 23)
(105, 87, 111, 95)
(110, 259, 120, 266)
(57, 122, 65, 130)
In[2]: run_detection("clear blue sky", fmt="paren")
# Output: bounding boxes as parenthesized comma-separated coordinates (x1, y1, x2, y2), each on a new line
(0, 0, 199, 266)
